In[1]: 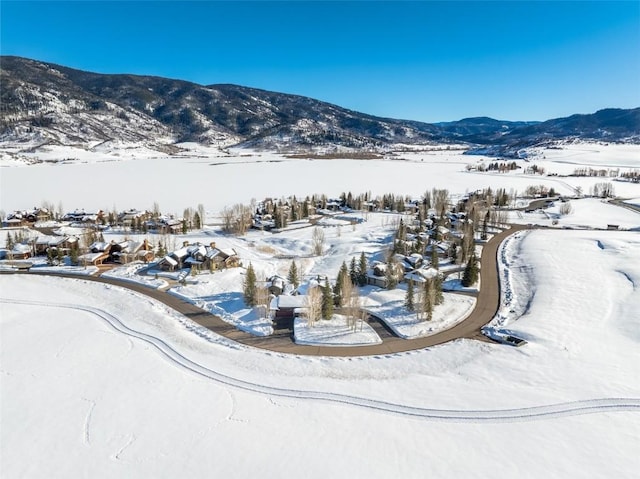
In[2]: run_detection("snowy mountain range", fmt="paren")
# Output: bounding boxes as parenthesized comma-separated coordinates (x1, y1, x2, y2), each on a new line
(1, 56, 639, 156)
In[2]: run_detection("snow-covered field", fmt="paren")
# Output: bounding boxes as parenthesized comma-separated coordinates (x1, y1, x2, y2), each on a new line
(2, 143, 639, 216)
(1, 142, 640, 477)
(293, 314, 382, 346)
(2, 226, 639, 477)
(508, 197, 640, 230)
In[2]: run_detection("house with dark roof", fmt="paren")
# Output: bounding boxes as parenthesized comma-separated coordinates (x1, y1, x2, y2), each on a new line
(156, 242, 239, 271)
(269, 295, 308, 330)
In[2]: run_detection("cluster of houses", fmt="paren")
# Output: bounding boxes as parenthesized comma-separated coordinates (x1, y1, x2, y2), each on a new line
(0, 232, 157, 267)
(1, 233, 78, 260)
(156, 242, 240, 272)
(366, 254, 445, 289)
(3, 206, 187, 234)
(78, 239, 155, 266)
(5, 207, 53, 226)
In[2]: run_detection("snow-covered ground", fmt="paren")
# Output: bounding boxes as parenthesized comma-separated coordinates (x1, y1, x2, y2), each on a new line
(528, 141, 640, 169)
(508, 197, 640, 230)
(364, 287, 476, 339)
(293, 314, 382, 346)
(2, 225, 639, 477)
(3, 143, 639, 216)
(624, 197, 640, 207)
(170, 268, 274, 337)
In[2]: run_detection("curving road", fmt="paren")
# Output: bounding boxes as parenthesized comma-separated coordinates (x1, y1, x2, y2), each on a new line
(2, 225, 530, 357)
(3, 297, 639, 423)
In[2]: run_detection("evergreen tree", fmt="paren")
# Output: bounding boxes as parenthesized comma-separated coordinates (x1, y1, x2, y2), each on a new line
(349, 257, 358, 285)
(5, 232, 14, 252)
(481, 210, 489, 240)
(182, 219, 188, 235)
(385, 261, 398, 289)
(405, 279, 415, 312)
(334, 261, 348, 306)
(287, 260, 299, 289)
(243, 262, 257, 306)
(193, 212, 202, 230)
(46, 247, 55, 265)
(448, 242, 458, 263)
(462, 252, 479, 287)
(423, 281, 434, 321)
(414, 235, 423, 255)
(273, 205, 280, 229)
(321, 281, 334, 320)
(157, 241, 166, 258)
(397, 218, 406, 241)
(357, 252, 367, 287)
(69, 244, 79, 266)
(434, 275, 444, 305)
(431, 244, 439, 269)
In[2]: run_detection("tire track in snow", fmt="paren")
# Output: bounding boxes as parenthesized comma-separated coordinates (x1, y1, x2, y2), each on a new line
(3, 297, 640, 424)
(81, 398, 96, 446)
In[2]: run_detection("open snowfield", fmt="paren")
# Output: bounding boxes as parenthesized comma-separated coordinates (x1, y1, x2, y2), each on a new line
(2, 225, 639, 478)
(293, 314, 382, 346)
(530, 142, 640, 169)
(509, 197, 640, 230)
(2, 143, 639, 216)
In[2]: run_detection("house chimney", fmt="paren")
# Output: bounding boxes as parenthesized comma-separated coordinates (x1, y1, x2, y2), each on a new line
(210, 241, 216, 249)
(183, 240, 189, 247)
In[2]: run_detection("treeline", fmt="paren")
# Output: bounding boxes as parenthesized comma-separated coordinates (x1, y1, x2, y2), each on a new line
(572, 167, 620, 178)
(475, 161, 519, 173)
(619, 170, 640, 183)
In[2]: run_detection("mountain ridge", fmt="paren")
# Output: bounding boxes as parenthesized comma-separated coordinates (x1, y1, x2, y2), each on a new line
(1, 56, 638, 156)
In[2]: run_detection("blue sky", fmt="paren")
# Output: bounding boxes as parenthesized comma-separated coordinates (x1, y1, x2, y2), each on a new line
(2, 1, 639, 122)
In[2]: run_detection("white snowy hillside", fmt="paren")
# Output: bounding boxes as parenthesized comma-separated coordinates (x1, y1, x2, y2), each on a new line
(1, 225, 639, 477)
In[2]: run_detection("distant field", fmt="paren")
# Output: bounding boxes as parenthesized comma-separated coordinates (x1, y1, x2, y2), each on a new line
(2, 143, 638, 215)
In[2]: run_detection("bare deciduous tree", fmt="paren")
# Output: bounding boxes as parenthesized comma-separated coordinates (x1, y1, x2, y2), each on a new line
(304, 286, 322, 327)
(221, 203, 253, 235)
(152, 202, 161, 219)
(341, 276, 366, 331)
(559, 201, 573, 216)
(312, 227, 325, 256)
(221, 206, 234, 233)
(197, 203, 206, 227)
(432, 188, 449, 217)
(255, 280, 271, 319)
